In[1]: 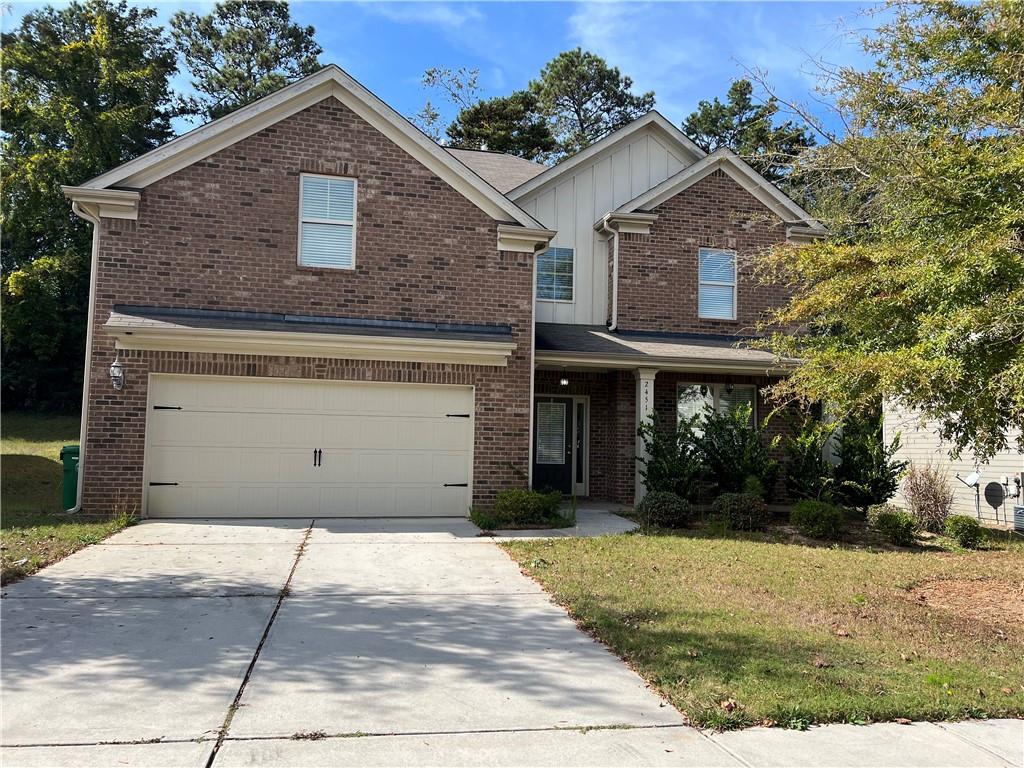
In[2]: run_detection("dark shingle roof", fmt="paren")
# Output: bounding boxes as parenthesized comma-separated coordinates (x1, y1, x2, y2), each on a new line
(446, 148, 547, 193)
(535, 324, 792, 369)
(109, 305, 512, 343)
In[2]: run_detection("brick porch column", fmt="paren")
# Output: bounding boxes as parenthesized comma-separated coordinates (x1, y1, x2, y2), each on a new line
(635, 367, 659, 505)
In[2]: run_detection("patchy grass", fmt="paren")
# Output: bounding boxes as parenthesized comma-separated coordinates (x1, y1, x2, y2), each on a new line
(2, 412, 133, 585)
(503, 526, 1024, 729)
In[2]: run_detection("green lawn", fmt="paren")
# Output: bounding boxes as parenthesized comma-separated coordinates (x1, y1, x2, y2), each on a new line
(1, 412, 132, 585)
(504, 528, 1024, 729)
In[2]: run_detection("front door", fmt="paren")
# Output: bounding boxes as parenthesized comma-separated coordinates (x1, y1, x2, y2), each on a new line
(532, 397, 574, 494)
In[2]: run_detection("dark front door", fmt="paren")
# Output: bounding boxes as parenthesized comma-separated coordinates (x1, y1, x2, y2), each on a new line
(532, 397, 573, 494)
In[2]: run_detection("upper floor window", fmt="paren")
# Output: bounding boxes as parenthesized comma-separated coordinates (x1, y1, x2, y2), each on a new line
(299, 174, 356, 269)
(537, 246, 574, 302)
(698, 248, 737, 320)
(677, 382, 756, 435)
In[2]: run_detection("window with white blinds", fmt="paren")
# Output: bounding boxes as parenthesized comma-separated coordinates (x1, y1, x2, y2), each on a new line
(535, 401, 566, 464)
(299, 174, 356, 269)
(677, 383, 756, 433)
(537, 247, 574, 301)
(698, 248, 737, 319)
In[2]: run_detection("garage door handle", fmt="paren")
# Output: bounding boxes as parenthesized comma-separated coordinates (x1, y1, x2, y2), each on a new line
(313, 449, 322, 467)
(443, 483, 468, 487)
(446, 413, 470, 418)
(149, 482, 178, 486)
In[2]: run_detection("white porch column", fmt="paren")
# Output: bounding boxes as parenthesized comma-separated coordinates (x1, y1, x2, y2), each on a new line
(635, 368, 659, 505)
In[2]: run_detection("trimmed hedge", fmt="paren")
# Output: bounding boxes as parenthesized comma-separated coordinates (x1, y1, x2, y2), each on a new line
(489, 488, 563, 527)
(711, 493, 770, 531)
(790, 500, 843, 540)
(944, 515, 983, 549)
(636, 491, 692, 531)
(870, 507, 917, 546)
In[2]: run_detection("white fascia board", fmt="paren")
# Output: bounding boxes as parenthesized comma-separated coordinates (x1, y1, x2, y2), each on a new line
(107, 321, 517, 367)
(507, 111, 706, 202)
(76, 65, 543, 230)
(534, 350, 796, 375)
(61, 187, 141, 220)
(593, 212, 659, 234)
(497, 224, 557, 253)
(617, 148, 827, 232)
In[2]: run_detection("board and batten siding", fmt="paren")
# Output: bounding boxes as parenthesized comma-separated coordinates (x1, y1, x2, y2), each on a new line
(883, 401, 1023, 527)
(516, 127, 696, 325)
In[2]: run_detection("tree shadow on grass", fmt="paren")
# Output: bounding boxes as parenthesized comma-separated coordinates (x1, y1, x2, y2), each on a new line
(1, 454, 62, 514)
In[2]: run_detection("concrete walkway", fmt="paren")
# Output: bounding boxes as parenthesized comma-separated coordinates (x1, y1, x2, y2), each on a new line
(2, 516, 1020, 767)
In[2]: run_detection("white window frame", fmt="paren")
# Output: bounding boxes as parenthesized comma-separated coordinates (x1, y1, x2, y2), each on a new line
(676, 382, 757, 430)
(536, 246, 575, 303)
(697, 247, 737, 320)
(298, 173, 358, 271)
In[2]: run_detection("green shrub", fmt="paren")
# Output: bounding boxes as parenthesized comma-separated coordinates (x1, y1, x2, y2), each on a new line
(866, 503, 902, 527)
(489, 488, 564, 527)
(834, 413, 906, 511)
(871, 508, 918, 546)
(701, 405, 779, 500)
(783, 413, 836, 501)
(710, 492, 770, 531)
(636, 491, 692, 532)
(637, 416, 703, 501)
(944, 515, 983, 548)
(790, 500, 843, 540)
(741, 474, 767, 499)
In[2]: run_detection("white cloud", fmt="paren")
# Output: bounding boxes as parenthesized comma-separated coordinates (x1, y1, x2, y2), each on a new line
(361, 2, 483, 30)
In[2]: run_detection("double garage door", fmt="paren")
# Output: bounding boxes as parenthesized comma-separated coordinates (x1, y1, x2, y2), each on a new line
(145, 376, 473, 518)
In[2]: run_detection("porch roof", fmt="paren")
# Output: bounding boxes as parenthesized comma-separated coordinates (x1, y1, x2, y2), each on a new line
(534, 324, 795, 375)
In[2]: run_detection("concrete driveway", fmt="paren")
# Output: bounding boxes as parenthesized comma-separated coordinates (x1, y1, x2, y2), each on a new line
(2, 517, 1021, 768)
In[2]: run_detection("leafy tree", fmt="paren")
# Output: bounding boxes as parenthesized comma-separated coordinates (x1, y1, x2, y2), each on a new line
(446, 91, 556, 161)
(530, 48, 655, 156)
(757, 0, 1024, 460)
(1, 0, 179, 409)
(682, 79, 815, 183)
(171, 0, 321, 121)
(412, 66, 480, 141)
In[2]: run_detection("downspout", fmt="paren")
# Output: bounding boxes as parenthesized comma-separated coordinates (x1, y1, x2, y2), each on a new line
(598, 216, 620, 331)
(67, 201, 101, 513)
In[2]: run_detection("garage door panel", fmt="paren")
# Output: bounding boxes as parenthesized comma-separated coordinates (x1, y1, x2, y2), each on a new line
(146, 377, 474, 518)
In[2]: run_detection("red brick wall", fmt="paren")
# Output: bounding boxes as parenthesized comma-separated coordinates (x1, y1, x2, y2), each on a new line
(615, 169, 790, 334)
(82, 97, 534, 514)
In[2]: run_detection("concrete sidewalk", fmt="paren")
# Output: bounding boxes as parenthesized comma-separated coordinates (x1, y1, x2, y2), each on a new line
(2, 516, 1020, 768)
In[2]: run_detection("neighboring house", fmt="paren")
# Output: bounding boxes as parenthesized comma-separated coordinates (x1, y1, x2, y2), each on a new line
(883, 403, 1023, 528)
(62, 65, 825, 519)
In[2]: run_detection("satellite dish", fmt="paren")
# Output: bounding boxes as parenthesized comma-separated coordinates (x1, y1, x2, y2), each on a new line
(984, 481, 1005, 509)
(964, 472, 981, 487)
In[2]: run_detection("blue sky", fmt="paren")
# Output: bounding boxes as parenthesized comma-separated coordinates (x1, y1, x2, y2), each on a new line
(4, 1, 881, 137)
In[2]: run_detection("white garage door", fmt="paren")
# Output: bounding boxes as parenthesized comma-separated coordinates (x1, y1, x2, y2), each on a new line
(145, 375, 473, 518)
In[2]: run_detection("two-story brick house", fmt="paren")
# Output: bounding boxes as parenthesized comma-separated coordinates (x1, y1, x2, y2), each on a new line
(63, 65, 824, 518)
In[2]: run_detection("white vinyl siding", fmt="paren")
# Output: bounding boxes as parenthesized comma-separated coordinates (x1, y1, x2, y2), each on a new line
(537, 247, 574, 301)
(677, 383, 756, 435)
(299, 174, 356, 269)
(698, 248, 737, 320)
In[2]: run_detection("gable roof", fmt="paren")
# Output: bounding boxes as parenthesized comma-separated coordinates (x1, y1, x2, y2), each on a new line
(70, 65, 544, 230)
(615, 147, 825, 232)
(446, 148, 547, 193)
(507, 111, 706, 201)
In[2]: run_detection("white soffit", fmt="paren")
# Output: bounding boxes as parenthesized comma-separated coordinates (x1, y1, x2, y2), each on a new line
(507, 111, 707, 201)
(616, 148, 826, 232)
(74, 65, 543, 230)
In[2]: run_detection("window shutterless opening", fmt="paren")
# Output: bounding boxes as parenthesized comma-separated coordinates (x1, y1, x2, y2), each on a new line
(298, 173, 357, 270)
(698, 247, 737, 320)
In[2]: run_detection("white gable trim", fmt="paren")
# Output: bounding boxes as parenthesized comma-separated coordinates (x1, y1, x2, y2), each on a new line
(507, 111, 706, 201)
(75, 65, 543, 230)
(616, 148, 826, 233)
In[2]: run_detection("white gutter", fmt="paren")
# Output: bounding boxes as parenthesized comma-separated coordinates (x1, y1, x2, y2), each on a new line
(67, 201, 101, 513)
(596, 219, 620, 331)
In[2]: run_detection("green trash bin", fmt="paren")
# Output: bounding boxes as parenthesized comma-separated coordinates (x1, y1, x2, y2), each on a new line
(60, 445, 80, 511)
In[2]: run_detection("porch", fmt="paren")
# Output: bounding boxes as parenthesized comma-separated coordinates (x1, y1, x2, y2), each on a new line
(532, 324, 795, 506)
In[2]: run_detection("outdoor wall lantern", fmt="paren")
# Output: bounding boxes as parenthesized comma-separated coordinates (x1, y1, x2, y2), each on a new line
(109, 357, 125, 391)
